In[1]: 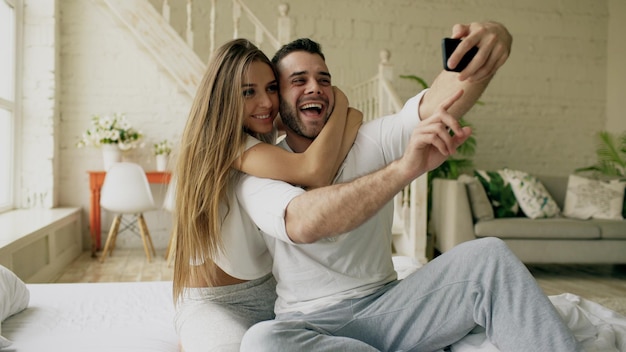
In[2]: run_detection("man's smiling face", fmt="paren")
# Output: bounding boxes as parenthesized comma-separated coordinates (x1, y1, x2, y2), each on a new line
(276, 51, 335, 140)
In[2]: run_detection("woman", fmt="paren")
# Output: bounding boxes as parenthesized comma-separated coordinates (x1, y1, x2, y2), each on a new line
(173, 38, 361, 352)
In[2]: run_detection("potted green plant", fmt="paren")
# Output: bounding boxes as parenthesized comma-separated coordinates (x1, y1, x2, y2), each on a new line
(575, 131, 626, 218)
(575, 131, 626, 180)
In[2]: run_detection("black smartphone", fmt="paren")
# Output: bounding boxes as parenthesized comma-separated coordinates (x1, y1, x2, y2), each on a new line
(442, 38, 478, 72)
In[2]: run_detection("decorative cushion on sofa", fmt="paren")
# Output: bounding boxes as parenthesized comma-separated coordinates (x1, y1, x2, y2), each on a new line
(457, 174, 494, 222)
(474, 169, 519, 218)
(563, 174, 625, 220)
(500, 168, 561, 219)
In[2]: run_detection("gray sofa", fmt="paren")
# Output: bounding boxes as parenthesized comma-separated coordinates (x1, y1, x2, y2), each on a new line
(431, 175, 626, 264)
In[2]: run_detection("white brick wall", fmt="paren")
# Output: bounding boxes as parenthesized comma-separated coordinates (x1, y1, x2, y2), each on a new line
(606, 0, 626, 132)
(19, 0, 618, 249)
(20, 0, 58, 209)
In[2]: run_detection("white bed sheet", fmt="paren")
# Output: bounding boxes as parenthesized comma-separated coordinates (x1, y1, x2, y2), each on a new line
(2, 263, 625, 352)
(2, 281, 178, 352)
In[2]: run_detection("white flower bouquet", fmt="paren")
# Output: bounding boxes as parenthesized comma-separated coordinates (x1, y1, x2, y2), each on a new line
(153, 139, 173, 156)
(76, 113, 144, 151)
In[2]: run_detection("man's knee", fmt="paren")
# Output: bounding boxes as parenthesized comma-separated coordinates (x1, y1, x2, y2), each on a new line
(465, 237, 508, 254)
(456, 237, 519, 265)
(480, 236, 508, 252)
(472, 237, 526, 270)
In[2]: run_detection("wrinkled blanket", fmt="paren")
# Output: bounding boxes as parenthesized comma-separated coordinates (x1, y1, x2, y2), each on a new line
(450, 293, 626, 352)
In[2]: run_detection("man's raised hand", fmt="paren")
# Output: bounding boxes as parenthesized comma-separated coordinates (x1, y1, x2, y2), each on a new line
(401, 89, 472, 180)
(447, 21, 512, 82)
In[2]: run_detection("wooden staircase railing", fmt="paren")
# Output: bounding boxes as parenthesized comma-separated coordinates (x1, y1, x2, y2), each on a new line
(95, 0, 291, 98)
(158, 0, 290, 59)
(349, 50, 403, 122)
(231, 0, 290, 52)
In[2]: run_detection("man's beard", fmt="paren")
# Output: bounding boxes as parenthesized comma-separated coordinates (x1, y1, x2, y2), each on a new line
(279, 99, 329, 140)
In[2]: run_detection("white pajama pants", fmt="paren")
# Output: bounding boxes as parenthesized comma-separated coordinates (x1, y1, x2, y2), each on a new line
(174, 273, 276, 352)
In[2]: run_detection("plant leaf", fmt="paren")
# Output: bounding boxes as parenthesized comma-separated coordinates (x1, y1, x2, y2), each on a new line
(576, 131, 626, 178)
(596, 132, 624, 167)
(399, 75, 429, 90)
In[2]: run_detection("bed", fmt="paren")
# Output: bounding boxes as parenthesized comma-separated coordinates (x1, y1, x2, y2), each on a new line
(0, 269, 178, 352)
(2, 262, 626, 351)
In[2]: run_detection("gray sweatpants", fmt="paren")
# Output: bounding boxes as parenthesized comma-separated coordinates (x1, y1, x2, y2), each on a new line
(174, 273, 276, 352)
(241, 238, 583, 352)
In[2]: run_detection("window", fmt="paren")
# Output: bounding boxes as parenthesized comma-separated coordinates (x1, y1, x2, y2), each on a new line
(0, 0, 21, 212)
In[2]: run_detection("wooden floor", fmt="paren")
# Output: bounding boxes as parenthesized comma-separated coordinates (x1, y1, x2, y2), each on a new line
(54, 249, 626, 315)
(54, 249, 173, 283)
(527, 263, 626, 315)
(528, 263, 626, 298)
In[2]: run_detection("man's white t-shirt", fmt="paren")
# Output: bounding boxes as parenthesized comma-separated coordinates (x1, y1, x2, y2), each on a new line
(236, 91, 425, 314)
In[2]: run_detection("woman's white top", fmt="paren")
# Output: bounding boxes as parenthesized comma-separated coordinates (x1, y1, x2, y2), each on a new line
(210, 136, 273, 280)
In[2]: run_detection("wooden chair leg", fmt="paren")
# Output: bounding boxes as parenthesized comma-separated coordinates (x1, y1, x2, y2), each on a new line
(165, 229, 175, 260)
(166, 231, 177, 268)
(139, 214, 156, 256)
(100, 215, 121, 263)
(109, 214, 122, 257)
(137, 214, 153, 262)
(164, 232, 172, 260)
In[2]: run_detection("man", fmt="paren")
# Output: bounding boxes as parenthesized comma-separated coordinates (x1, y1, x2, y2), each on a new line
(238, 22, 582, 351)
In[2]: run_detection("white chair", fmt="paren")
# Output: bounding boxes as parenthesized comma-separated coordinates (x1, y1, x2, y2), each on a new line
(100, 162, 157, 263)
(162, 178, 176, 267)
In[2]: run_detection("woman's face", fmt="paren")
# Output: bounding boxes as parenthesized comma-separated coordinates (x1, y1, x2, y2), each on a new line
(242, 61, 279, 134)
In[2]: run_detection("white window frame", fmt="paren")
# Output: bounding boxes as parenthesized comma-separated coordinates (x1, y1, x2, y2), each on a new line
(0, 0, 23, 213)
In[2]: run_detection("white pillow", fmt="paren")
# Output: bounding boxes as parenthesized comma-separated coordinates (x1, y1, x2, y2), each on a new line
(0, 265, 30, 349)
(501, 169, 560, 219)
(563, 174, 626, 220)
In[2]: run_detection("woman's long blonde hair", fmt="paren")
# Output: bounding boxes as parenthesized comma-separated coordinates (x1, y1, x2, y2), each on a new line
(172, 39, 275, 303)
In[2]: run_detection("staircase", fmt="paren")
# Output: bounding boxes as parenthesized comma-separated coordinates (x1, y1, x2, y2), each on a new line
(94, 0, 429, 263)
(94, 0, 205, 97)
(93, 0, 291, 98)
